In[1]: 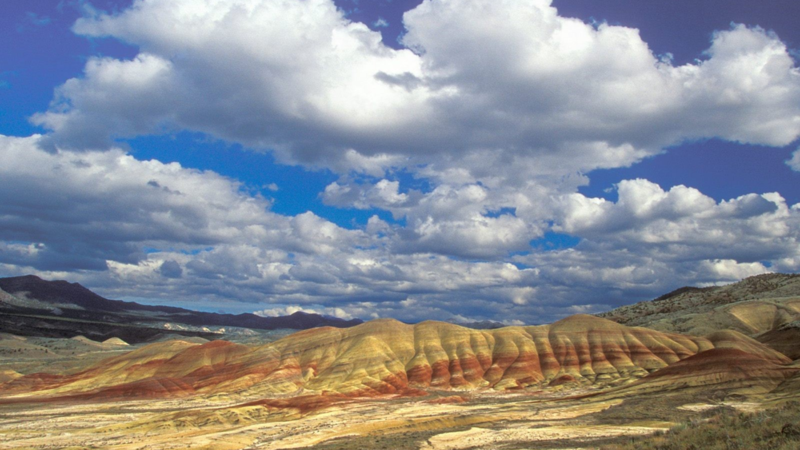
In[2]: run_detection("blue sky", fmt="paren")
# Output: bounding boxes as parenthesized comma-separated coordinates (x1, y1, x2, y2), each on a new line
(1, 0, 799, 324)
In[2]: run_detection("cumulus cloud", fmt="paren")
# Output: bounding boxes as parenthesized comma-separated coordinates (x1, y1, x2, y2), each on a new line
(34, 0, 800, 166)
(158, 260, 183, 279)
(28, 1, 800, 265)
(392, 184, 535, 258)
(0, 135, 364, 271)
(325, 179, 549, 259)
(37, 0, 431, 157)
(93, 246, 544, 323)
(556, 179, 799, 263)
(323, 179, 413, 211)
(0, 134, 550, 321)
(788, 149, 800, 172)
(701, 259, 771, 281)
(254, 305, 354, 320)
(5, 0, 800, 323)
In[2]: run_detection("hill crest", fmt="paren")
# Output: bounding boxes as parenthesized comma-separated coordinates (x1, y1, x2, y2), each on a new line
(2, 315, 793, 403)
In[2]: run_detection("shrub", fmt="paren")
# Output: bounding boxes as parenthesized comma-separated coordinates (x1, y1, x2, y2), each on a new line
(602, 401, 800, 450)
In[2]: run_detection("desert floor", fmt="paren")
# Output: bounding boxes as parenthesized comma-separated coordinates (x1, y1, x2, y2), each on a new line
(1, 387, 789, 450)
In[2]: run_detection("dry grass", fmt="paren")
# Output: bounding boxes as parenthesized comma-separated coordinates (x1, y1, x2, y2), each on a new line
(602, 401, 800, 450)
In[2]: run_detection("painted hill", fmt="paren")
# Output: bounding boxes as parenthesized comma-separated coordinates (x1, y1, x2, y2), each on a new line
(0, 275, 362, 343)
(597, 273, 800, 359)
(2, 315, 794, 403)
(603, 329, 799, 399)
(102, 337, 129, 346)
(619, 347, 797, 396)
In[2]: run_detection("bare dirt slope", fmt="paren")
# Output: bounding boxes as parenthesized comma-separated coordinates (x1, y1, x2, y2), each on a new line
(1, 315, 792, 404)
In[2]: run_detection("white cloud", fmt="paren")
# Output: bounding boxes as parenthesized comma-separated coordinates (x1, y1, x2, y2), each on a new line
(0, 134, 553, 321)
(787, 148, 800, 172)
(4, 0, 800, 323)
(39, 0, 431, 155)
(27, 0, 800, 265)
(701, 259, 771, 281)
(323, 178, 412, 210)
(33, 0, 800, 172)
(253, 305, 354, 320)
(0, 135, 364, 271)
(556, 179, 799, 263)
(326, 180, 548, 258)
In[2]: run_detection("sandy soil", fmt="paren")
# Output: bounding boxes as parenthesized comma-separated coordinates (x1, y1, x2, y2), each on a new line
(0, 389, 692, 450)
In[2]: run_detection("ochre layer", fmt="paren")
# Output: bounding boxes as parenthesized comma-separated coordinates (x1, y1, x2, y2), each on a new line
(0, 315, 792, 401)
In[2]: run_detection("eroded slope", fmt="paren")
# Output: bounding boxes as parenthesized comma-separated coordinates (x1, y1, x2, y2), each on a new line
(1, 315, 791, 403)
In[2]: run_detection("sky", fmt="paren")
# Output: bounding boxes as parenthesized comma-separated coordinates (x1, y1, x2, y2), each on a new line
(1, 0, 800, 325)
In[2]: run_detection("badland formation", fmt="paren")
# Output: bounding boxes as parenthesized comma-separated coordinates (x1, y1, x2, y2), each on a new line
(1, 273, 799, 449)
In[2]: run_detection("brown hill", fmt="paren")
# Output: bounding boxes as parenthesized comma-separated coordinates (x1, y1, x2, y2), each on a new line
(1, 315, 793, 404)
(0, 370, 21, 384)
(101, 337, 129, 346)
(597, 273, 800, 359)
(611, 335, 798, 398)
(756, 324, 800, 360)
(634, 348, 796, 393)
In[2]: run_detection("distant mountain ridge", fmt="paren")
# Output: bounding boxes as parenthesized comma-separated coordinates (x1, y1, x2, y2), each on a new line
(0, 275, 186, 313)
(0, 275, 362, 342)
